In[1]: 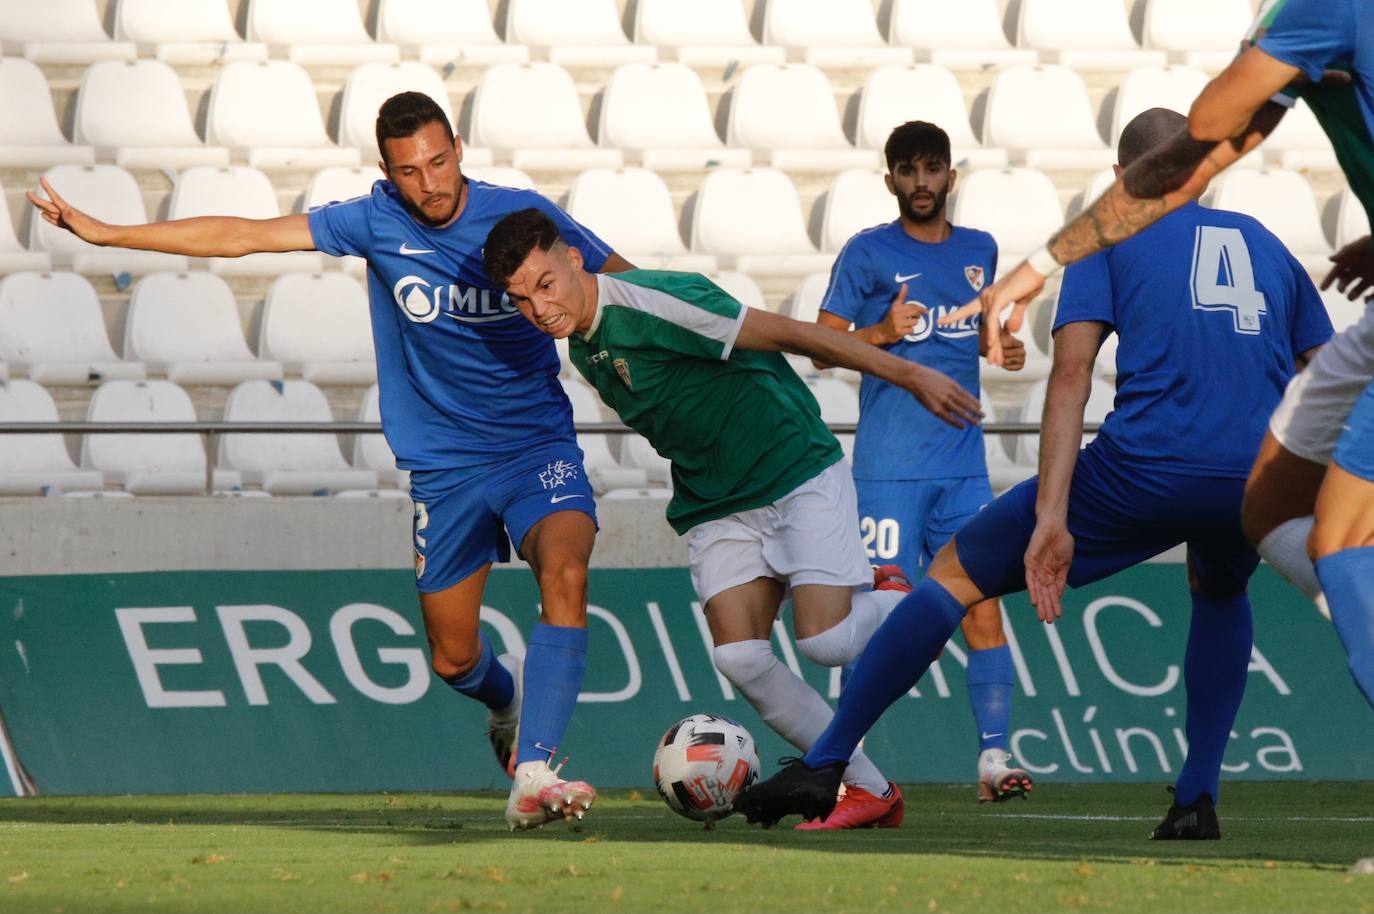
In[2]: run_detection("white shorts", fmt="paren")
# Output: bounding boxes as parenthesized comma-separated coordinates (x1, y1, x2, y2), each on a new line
(1270, 302, 1374, 464)
(686, 460, 872, 606)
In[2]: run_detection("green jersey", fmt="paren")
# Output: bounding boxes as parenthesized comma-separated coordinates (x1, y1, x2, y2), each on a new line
(569, 270, 843, 534)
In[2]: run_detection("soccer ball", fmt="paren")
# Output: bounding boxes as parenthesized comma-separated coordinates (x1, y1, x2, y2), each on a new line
(653, 714, 760, 824)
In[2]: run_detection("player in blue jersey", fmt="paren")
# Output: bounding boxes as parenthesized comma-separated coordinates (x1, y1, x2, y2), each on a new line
(815, 120, 1032, 802)
(29, 92, 634, 830)
(949, 0, 1374, 747)
(734, 108, 1333, 838)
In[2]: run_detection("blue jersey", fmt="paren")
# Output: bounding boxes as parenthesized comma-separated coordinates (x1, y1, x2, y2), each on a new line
(820, 221, 996, 481)
(1055, 202, 1332, 478)
(308, 179, 612, 471)
(1257, 0, 1374, 131)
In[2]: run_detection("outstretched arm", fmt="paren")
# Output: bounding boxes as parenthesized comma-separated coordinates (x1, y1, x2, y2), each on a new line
(733, 306, 983, 428)
(26, 176, 316, 257)
(945, 47, 1299, 363)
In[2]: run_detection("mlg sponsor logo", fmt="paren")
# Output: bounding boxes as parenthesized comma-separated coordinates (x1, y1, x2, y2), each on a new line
(392, 275, 519, 325)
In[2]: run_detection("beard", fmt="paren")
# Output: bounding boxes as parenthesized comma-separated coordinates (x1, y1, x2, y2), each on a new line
(899, 186, 949, 225)
(398, 184, 462, 227)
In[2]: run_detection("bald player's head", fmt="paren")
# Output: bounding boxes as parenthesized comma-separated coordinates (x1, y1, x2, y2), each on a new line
(1118, 107, 1189, 168)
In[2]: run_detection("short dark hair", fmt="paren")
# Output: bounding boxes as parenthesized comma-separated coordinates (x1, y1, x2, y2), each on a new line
(483, 207, 564, 286)
(884, 121, 952, 171)
(375, 92, 454, 163)
(1118, 107, 1189, 168)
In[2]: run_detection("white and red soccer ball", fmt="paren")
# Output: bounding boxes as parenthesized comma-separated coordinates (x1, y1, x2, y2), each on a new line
(653, 714, 760, 822)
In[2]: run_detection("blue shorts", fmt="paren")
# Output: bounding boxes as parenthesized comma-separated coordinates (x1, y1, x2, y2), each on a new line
(1333, 377, 1374, 482)
(956, 442, 1259, 598)
(855, 476, 992, 576)
(408, 444, 597, 593)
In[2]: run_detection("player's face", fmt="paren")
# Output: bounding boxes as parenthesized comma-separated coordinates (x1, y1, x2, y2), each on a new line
(505, 243, 590, 339)
(381, 121, 464, 228)
(887, 156, 954, 225)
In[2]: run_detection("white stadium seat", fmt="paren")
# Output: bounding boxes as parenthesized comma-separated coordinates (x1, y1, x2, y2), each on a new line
(0, 272, 146, 385)
(984, 398, 1035, 492)
(887, 0, 1036, 70)
(0, 58, 96, 166)
(814, 169, 893, 254)
(246, 0, 398, 65)
(632, 0, 784, 66)
(468, 63, 623, 171)
(1108, 66, 1210, 148)
(560, 377, 649, 493)
(1327, 188, 1372, 251)
(464, 165, 536, 190)
(338, 62, 457, 161)
(353, 384, 408, 489)
(564, 168, 716, 272)
(617, 434, 672, 485)
(1265, 99, 1340, 172)
(759, 0, 911, 68)
(114, 0, 267, 65)
(1205, 169, 1332, 269)
(0, 183, 51, 274)
(376, 0, 529, 66)
(707, 272, 768, 312)
(221, 380, 378, 494)
(951, 168, 1063, 263)
(1015, 376, 1116, 465)
(125, 272, 283, 385)
(597, 63, 751, 170)
(0, 380, 104, 495)
(806, 376, 858, 462)
(0, 0, 136, 63)
(504, 0, 654, 66)
(302, 166, 380, 274)
(29, 165, 187, 275)
(1066, 167, 1119, 220)
(1017, 0, 1166, 69)
(1322, 287, 1372, 335)
(855, 64, 1008, 168)
(75, 60, 230, 169)
(1142, 0, 1253, 70)
(689, 168, 834, 275)
(725, 64, 879, 171)
(169, 166, 327, 276)
(259, 273, 376, 385)
(982, 65, 1115, 170)
(206, 61, 361, 169)
(82, 380, 243, 495)
(783, 272, 831, 324)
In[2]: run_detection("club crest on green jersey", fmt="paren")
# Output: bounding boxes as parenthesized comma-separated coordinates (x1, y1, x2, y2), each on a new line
(613, 357, 633, 390)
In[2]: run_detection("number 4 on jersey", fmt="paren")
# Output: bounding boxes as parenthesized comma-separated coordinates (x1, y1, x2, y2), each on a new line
(1190, 225, 1266, 334)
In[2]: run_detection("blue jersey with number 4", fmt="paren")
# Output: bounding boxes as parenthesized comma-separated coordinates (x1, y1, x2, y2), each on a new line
(308, 179, 612, 471)
(1054, 202, 1332, 477)
(820, 221, 997, 481)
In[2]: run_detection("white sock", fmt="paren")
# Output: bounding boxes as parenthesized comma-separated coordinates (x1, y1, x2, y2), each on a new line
(1258, 516, 1324, 602)
(712, 639, 888, 794)
(795, 589, 905, 668)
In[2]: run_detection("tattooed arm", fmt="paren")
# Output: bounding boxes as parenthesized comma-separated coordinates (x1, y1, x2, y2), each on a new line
(945, 47, 1303, 364)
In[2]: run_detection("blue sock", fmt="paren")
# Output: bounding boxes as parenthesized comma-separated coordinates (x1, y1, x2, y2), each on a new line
(515, 623, 588, 766)
(967, 645, 1014, 753)
(1174, 591, 1252, 807)
(805, 578, 967, 768)
(441, 631, 514, 711)
(1316, 546, 1374, 711)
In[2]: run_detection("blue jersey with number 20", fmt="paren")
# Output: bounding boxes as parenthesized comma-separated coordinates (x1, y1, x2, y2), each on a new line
(1054, 202, 1332, 477)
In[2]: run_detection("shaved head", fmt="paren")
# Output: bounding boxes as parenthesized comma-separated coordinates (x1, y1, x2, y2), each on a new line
(1118, 107, 1189, 168)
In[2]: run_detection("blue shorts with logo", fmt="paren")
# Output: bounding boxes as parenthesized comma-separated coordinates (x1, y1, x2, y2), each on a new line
(855, 476, 992, 577)
(1333, 377, 1374, 483)
(408, 444, 597, 593)
(956, 441, 1259, 598)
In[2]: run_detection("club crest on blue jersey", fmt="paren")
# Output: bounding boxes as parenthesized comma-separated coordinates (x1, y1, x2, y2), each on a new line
(539, 460, 580, 490)
(391, 274, 518, 325)
(965, 265, 985, 291)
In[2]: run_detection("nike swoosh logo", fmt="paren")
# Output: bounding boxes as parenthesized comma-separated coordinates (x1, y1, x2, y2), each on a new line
(550, 494, 587, 504)
(399, 243, 436, 255)
(981, 732, 1004, 740)
(894, 272, 922, 283)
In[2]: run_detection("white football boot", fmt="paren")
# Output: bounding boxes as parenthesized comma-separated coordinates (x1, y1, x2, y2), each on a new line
(977, 748, 1033, 802)
(505, 756, 597, 830)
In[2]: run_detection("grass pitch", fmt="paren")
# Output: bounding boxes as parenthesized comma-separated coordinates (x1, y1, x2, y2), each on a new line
(0, 783, 1370, 913)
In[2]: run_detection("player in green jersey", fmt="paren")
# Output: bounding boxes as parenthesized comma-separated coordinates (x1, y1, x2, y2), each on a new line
(484, 207, 982, 830)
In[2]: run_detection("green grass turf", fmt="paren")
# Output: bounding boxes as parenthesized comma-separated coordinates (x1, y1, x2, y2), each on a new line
(0, 783, 1369, 914)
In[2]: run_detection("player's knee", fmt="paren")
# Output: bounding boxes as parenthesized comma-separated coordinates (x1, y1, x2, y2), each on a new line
(429, 636, 482, 681)
(712, 639, 776, 688)
(1308, 517, 1361, 562)
(536, 560, 589, 618)
(795, 624, 857, 668)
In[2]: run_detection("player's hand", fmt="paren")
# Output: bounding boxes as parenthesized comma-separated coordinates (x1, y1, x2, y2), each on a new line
(25, 177, 112, 246)
(940, 260, 1048, 366)
(904, 365, 983, 429)
(1321, 235, 1374, 302)
(995, 329, 1026, 371)
(1024, 517, 1073, 624)
(878, 283, 925, 344)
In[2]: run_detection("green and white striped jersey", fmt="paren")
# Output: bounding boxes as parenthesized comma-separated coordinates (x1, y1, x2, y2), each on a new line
(570, 270, 843, 534)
